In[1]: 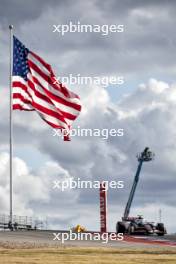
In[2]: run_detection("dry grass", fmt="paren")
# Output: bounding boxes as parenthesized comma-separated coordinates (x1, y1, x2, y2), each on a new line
(0, 246, 176, 264)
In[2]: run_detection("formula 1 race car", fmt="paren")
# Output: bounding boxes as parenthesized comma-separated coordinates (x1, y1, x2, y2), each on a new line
(116, 216, 166, 236)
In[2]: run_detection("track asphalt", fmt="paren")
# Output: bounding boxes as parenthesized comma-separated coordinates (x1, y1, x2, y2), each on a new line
(0, 231, 176, 248)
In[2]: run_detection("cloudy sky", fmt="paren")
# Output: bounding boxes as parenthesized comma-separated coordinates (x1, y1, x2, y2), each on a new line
(0, 0, 176, 233)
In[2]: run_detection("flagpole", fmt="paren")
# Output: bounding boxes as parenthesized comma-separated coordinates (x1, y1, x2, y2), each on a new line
(9, 25, 13, 225)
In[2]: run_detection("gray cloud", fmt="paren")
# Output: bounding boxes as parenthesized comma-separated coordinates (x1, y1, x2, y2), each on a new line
(1, 0, 176, 78)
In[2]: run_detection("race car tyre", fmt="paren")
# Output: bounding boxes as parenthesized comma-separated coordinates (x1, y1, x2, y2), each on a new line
(116, 222, 127, 234)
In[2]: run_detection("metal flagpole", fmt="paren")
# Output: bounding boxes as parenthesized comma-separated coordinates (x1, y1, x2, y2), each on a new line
(9, 25, 13, 226)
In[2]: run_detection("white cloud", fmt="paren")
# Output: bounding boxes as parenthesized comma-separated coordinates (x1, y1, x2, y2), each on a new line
(0, 152, 80, 223)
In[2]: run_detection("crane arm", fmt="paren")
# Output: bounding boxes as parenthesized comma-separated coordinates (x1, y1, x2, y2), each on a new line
(122, 147, 154, 220)
(123, 159, 143, 220)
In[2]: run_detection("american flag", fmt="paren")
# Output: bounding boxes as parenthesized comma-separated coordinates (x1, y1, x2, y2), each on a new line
(12, 36, 81, 140)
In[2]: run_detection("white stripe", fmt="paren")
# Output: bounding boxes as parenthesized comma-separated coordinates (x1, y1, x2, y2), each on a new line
(25, 77, 69, 125)
(28, 53, 51, 75)
(13, 87, 32, 102)
(37, 110, 68, 129)
(28, 80, 72, 125)
(13, 98, 68, 128)
(13, 98, 34, 110)
(28, 53, 81, 105)
(27, 72, 80, 117)
(12, 76, 27, 85)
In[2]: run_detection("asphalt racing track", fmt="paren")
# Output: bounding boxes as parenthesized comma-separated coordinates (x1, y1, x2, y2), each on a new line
(0, 231, 176, 248)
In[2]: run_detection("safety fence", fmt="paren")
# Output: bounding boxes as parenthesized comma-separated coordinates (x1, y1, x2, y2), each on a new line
(0, 214, 47, 230)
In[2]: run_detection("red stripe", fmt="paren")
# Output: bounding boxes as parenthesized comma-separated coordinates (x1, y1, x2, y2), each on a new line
(27, 79, 76, 120)
(13, 93, 31, 104)
(14, 94, 67, 125)
(29, 52, 79, 99)
(12, 81, 32, 99)
(13, 104, 34, 111)
(30, 51, 51, 72)
(29, 51, 80, 100)
(27, 78, 52, 104)
(31, 100, 67, 124)
(43, 119, 71, 140)
(32, 75, 81, 111)
(58, 110, 77, 121)
(28, 58, 81, 102)
(13, 79, 77, 121)
(52, 77, 80, 100)
(42, 118, 65, 129)
(30, 77, 78, 119)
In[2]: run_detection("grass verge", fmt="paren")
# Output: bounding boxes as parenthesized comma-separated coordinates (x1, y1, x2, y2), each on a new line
(1, 246, 176, 264)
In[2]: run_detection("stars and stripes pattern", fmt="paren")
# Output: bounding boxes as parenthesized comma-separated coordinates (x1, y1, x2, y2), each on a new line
(12, 36, 81, 140)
